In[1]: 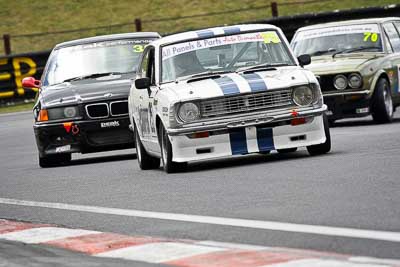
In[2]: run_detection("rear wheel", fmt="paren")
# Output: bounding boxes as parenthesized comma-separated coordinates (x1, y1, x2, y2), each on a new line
(277, 148, 297, 153)
(307, 114, 331, 156)
(134, 125, 160, 170)
(371, 78, 393, 123)
(39, 153, 71, 168)
(159, 124, 187, 173)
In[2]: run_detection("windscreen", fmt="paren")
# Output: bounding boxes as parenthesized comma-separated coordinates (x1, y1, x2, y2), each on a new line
(43, 39, 152, 86)
(291, 24, 383, 56)
(161, 30, 295, 83)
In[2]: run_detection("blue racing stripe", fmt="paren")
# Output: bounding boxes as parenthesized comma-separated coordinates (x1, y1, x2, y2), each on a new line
(229, 128, 248, 155)
(256, 127, 275, 152)
(196, 30, 214, 38)
(241, 73, 268, 92)
(213, 76, 240, 95)
(223, 27, 241, 35)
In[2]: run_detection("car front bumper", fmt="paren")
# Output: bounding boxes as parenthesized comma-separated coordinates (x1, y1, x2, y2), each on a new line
(33, 117, 134, 157)
(323, 90, 371, 120)
(168, 106, 327, 162)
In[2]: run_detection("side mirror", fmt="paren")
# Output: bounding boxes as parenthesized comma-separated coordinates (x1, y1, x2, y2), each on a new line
(135, 77, 150, 89)
(22, 77, 41, 88)
(297, 54, 311, 67)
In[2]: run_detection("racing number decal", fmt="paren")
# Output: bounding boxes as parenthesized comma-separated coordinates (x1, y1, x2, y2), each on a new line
(363, 32, 379, 42)
(260, 32, 281, 44)
(133, 44, 146, 53)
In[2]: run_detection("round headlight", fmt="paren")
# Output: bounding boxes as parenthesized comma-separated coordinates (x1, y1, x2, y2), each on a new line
(333, 75, 347, 90)
(64, 107, 77, 118)
(178, 102, 200, 122)
(293, 86, 314, 106)
(348, 73, 362, 89)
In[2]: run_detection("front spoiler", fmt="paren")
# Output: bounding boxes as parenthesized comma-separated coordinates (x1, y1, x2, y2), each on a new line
(168, 105, 327, 136)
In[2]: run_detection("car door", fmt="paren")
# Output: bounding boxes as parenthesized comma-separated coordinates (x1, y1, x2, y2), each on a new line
(383, 21, 400, 102)
(135, 47, 152, 143)
(137, 46, 159, 152)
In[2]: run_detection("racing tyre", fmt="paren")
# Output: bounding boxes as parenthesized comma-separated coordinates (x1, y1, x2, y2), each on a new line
(134, 125, 160, 170)
(39, 153, 71, 168)
(307, 114, 331, 156)
(277, 148, 297, 153)
(159, 125, 187, 173)
(371, 78, 393, 123)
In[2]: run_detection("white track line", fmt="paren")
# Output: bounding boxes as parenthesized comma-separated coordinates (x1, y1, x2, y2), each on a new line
(96, 242, 226, 263)
(0, 227, 98, 243)
(262, 259, 389, 267)
(1, 197, 400, 243)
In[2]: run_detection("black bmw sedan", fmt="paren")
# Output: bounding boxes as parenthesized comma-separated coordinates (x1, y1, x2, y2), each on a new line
(22, 32, 160, 167)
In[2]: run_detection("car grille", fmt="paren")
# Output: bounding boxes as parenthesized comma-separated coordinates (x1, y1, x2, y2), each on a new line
(110, 100, 128, 116)
(85, 103, 109, 119)
(87, 129, 133, 146)
(318, 75, 336, 92)
(85, 100, 128, 119)
(200, 89, 293, 118)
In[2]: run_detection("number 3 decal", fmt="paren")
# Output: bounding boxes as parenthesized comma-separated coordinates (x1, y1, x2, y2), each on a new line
(364, 32, 378, 42)
(133, 44, 146, 53)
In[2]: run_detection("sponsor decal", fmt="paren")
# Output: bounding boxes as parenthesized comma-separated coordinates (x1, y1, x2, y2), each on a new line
(229, 128, 248, 155)
(101, 121, 120, 128)
(256, 127, 275, 152)
(241, 73, 268, 92)
(213, 76, 240, 95)
(294, 24, 380, 41)
(162, 31, 282, 59)
(55, 144, 71, 153)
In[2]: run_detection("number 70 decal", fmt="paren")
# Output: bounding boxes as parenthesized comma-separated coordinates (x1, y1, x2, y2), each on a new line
(363, 32, 379, 42)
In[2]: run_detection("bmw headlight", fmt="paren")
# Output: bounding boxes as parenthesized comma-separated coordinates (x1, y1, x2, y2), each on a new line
(178, 102, 200, 122)
(47, 106, 80, 120)
(348, 73, 362, 89)
(333, 75, 347, 90)
(292, 86, 314, 107)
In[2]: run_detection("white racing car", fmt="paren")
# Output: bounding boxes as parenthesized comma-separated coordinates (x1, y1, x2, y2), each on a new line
(128, 24, 331, 173)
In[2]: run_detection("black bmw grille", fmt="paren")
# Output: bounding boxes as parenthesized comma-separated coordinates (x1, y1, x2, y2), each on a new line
(86, 103, 109, 119)
(110, 101, 128, 116)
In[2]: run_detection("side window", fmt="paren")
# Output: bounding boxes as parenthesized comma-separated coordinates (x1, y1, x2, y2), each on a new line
(139, 49, 150, 78)
(383, 23, 400, 52)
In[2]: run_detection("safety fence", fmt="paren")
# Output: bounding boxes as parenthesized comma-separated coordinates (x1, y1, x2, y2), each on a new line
(0, 3, 399, 102)
(1, 0, 333, 56)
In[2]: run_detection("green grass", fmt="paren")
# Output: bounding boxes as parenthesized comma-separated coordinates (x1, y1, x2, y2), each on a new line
(0, 0, 397, 54)
(0, 102, 33, 114)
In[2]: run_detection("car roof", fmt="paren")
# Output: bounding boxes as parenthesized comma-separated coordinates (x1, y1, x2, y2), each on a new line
(296, 17, 400, 32)
(54, 32, 161, 49)
(151, 24, 280, 46)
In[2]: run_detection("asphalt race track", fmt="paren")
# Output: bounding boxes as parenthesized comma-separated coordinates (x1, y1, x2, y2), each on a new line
(1, 111, 400, 262)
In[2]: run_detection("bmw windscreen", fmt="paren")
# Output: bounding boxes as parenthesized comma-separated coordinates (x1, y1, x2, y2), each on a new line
(161, 30, 295, 83)
(42, 39, 150, 87)
(291, 24, 383, 57)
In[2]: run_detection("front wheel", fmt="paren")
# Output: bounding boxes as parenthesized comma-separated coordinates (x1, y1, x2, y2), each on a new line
(159, 125, 187, 173)
(39, 153, 71, 168)
(371, 78, 393, 123)
(307, 114, 331, 156)
(134, 124, 160, 170)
